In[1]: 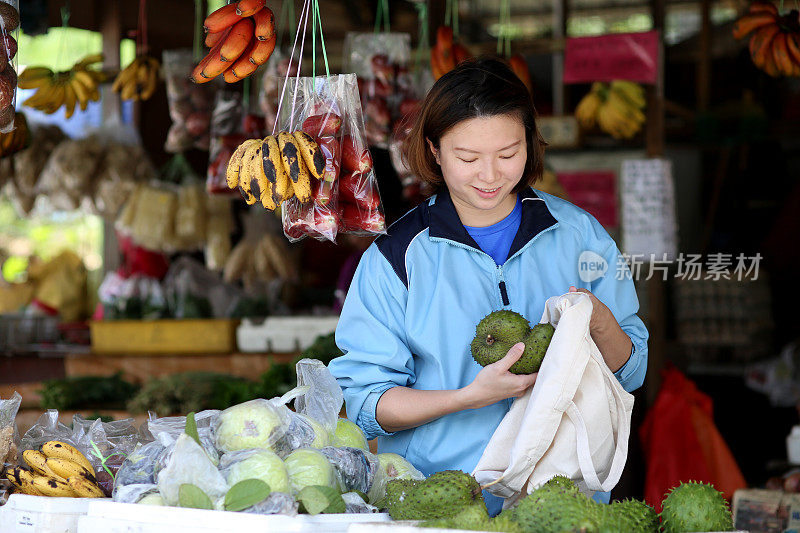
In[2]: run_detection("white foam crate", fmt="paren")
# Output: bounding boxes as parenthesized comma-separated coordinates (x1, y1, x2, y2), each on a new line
(0, 493, 92, 533)
(77, 500, 390, 533)
(237, 315, 339, 353)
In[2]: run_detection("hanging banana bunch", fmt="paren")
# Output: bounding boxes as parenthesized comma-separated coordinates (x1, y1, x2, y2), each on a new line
(18, 54, 105, 117)
(574, 80, 647, 140)
(112, 56, 161, 101)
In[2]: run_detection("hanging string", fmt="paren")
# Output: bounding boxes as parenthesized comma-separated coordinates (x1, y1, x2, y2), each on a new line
(274, 0, 312, 135)
(315, 0, 331, 78)
(413, 1, 429, 72)
(290, 0, 312, 130)
(57, 1, 70, 70)
(452, 0, 459, 38)
(193, 0, 203, 62)
(496, 0, 512, 57)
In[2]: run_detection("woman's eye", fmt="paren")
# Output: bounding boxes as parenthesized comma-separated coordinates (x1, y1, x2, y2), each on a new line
(459, 158, 477, 163)
(500, 153, 518, 160)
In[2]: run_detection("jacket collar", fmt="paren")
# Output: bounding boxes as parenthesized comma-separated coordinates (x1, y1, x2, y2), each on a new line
(428, 187, 558, 258)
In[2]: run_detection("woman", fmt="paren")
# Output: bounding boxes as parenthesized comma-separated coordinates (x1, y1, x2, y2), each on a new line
(329, 57, 648, 514)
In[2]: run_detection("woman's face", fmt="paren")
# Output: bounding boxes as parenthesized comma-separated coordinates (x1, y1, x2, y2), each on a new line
(430, 113, 527, 227)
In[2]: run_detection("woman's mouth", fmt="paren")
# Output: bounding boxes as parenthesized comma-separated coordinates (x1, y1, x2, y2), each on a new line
(473, 186, 501, 198)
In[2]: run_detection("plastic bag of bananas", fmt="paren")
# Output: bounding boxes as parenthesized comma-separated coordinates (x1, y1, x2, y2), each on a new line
(0, 0, 20, 132)
(574, 80, 647, 140)
(17, 54, 106, 118)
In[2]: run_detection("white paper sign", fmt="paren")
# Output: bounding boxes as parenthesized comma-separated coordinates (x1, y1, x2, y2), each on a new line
(620, 158, 678, 260)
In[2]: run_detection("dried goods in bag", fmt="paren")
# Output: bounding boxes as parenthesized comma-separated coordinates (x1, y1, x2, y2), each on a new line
(163, 49, 215, 152)
(0, 0, 19, 133)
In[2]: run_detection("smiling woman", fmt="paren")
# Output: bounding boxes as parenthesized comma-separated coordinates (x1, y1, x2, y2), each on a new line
(328, 57, 648, 516)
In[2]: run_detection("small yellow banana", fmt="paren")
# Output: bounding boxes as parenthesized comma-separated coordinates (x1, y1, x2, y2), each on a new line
(45, 457, 97, 483)
(227, 139, 259, 189)
(263, 135, 293, 202)
(23, 449, 63, 479)
(278, 132, 312, 203)
(238, 141, 262, 205)
(31, 475, 77, 497)
(5, 467, 43, 495)
(292, 131, 325, 180)
(67, 476, 105, 498)
(41, 441, 95, 475)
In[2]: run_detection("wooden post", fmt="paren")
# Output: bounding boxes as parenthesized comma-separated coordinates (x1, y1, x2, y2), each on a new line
(552, 0, 568, 115)
(697, 0, 712, 111)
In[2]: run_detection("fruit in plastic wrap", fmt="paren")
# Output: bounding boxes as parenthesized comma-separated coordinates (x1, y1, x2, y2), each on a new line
(274, 412, 330, 456)
(377, 453, 425, 481)
(331, 418, 368, 451)
(223, 448, 290, 494)
(320, 446, 378, 495)
(284, 448, 338, 495)
(214, 399, 287, 453)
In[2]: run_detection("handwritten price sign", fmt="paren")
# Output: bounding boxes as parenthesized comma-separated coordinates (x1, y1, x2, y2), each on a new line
(563, 31, 659, 84)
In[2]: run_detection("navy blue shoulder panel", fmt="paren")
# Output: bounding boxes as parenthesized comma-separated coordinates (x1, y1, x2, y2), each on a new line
(375, 204, 431, 288)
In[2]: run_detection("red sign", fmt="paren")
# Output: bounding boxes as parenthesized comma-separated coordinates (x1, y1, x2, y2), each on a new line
(563, 31, 659, 84)
(557, 171, 618, 228)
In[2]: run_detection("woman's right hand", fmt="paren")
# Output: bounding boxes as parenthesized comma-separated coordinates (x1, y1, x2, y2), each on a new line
(460, 342, 539, 409)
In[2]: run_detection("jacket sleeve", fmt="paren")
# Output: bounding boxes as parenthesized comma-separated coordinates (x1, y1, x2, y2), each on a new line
(328, 243, 415, 440)
(585, 224, 649, 393)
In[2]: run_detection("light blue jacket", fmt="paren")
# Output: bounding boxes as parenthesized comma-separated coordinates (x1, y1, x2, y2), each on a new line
(329, 187, 648, 512)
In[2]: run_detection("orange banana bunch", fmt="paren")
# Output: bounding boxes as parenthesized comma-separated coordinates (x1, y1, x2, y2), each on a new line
(733, 2, 800, 77)
(192, 0, 276, 84)
(430, 26, 473, 80)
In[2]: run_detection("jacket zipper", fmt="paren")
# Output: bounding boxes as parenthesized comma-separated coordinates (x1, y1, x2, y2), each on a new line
(430, 222, 560, 308)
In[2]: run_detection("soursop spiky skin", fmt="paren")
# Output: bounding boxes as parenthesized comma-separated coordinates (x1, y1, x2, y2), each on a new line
(471, 311, 553, 374)
(509, 478, 599, 533)
(660, 481, 733, 533)
(421, 503, 490, 530)
(384, 470, 484, 521)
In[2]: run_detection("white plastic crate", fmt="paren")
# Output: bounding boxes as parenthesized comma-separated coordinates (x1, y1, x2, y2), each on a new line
(0, 493, 92, 533)
(77, 500, 390, 533)
(237, 316, 339, 353)
(348, 522, 750, 533)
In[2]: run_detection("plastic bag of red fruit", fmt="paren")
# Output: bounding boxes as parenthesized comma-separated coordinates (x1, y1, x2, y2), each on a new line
(279, 73, 387, 243)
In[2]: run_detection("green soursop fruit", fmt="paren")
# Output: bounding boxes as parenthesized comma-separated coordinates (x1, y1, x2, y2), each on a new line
(610, 499, 659, 532)
(660, 481, 733, 533)
(470, 311, 554, 374)
(509, 478, 599, 533)
(385, 470, 484, 521)
(421, 502, 490, 529)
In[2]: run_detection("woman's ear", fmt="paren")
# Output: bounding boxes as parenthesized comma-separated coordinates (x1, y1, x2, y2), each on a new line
(426, 138, 440, 165)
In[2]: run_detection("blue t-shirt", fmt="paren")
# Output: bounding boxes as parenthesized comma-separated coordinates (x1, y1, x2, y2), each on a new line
(464, 197, 523, 265)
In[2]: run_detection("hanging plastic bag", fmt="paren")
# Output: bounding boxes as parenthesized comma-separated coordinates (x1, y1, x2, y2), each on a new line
(163, 49, 214, 153)
(37, 137, 104, 211)
(343, 32, 412, 148)
(207, 90, 248, 195)
(640, 366, 747, 512)
(0, 0, 19, 133)
(0, 392, 21, 466)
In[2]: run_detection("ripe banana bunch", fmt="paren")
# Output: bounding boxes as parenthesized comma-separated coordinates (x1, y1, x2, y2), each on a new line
(3, 440, 105, 498)
(575, 80, 647, 140)
(112, 55, 161, 101)
(227, 131, 324, 209)
(18, 54, 105, 117)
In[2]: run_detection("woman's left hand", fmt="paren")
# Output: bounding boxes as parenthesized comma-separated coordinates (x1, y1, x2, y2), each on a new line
(568, 286, 615, 336)
(568, 286, 633, 372)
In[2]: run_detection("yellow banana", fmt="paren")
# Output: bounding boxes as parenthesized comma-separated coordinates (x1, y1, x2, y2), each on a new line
(248, 144, 277, 210)
(238, 141, 262, 205)
(609, 80, 646, 109)
(23, 449, 64, 479)
(67, 476, 105, 498)
(63, 82, 77, 118)
(292, 131, 325, 180)
(574, 92, 602, 129)
(278, 132, 312, 203)
(72, 70, 98, 97)
(45, 457, 97, 483)
(18, 67, 55, 89)
(31, 475, 77, 497)
(41, 441, 95, 475)
(74, 53, 105, 70)
(263, 135, 293, 202)
(139, 58, 160, 101)
(70, 77, 91, 111)
(227, 139, 259, 189)
(5, 467, 43, 495)
(607, 90, 645, 124)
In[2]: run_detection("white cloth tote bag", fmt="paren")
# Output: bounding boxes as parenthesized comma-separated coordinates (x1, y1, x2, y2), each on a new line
(473, 292, 635, 507)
